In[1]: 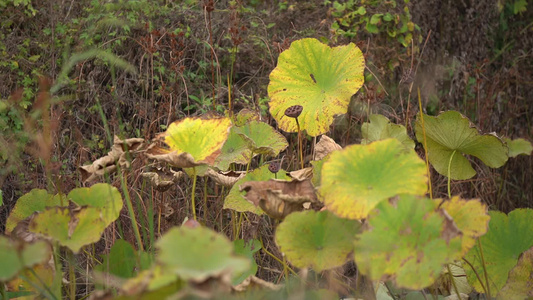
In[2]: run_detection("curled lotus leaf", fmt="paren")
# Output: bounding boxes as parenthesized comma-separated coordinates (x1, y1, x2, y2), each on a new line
(162, 117, 232, 166)
(320, 139, 427, 219)
(275, 210, 361, 272)
(313, 135, 342, 161)
(214, 126, 253, 170)
(233, 120, 288, 157)
(354, 195, 463, 290)
(268, 38, 365, 136)
(240, 179, 318, 219)
(224, 164, 292, 215)
(415, 111, 508, 180)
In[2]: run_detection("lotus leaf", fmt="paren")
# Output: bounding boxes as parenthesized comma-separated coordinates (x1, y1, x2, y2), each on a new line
(268, 38, 365, 136)
(232, 239, 262, 285)
(95, 239, 136, 278)
(68, 183, 123, 224)
(320, 139, 427, 219)
(497, 246, 533, 300)
(224, 164, 291, 215)
(233, 120, 288, 157)
(464, 209, 533, 294)
(438, 196, 490, 256)
(354, 195, 463, 289)
(156, 225, 250, 282)
(415, 111, 508, 180)
(5, 189, 64, 234)
(0, 237, 50, 281)
(29, 205, 107, 253)
(276, 210, 361, 272)
(163, 117, 232, 166)
(361, 114, 414, 149)
(504, 137, 532, 157)
(214, 126, 252, 170)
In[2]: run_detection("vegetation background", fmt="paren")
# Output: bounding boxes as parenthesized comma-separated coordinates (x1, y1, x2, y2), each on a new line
(0, 0, 532, 296)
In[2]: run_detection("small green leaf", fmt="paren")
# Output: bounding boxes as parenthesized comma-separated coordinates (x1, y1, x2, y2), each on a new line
(268, 38, 365, 136)
(415, 111, 508, 180)
(354, 195, 463, 289)
(465, 209, 533, 294)
(320, 139, 427, 219)
(361, 114, 414, 150)
(504, 138, 532, 157)
(157, 226, 250, 282)
(276, 210, 361, 271)
(370, 14, 383, 24)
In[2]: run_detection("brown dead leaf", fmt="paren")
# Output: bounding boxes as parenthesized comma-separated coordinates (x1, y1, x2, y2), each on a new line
(79, 136, 144, 183)
(205, 168, 245, 187)
(240, 179, 318, 219)
(314, 135, 342, 161)
(288, 167, 313, 181)
(142, 168, 184, 192)
(144, 144, 200, 168)
(233, 275, 282, 292)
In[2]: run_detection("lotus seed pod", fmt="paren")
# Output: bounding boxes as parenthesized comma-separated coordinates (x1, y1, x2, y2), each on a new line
(268, 161, 280, 173)
(284, 105, 303, 118)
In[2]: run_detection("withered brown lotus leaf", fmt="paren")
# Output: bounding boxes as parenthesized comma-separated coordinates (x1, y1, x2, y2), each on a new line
(287, 167, 313, 181)
(79, 136, 145, 183)
(205, 168, 246, 187)
(232, 275, 282, 292)
(314, 135, 342, 161)
(142, 168, 184, 192)
(144, 144, 200, 168)
(240, 179, 318, 219)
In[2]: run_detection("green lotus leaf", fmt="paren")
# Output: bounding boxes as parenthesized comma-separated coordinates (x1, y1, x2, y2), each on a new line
(68, 183, 123, 225)
(233, 120, 288, 157)
(156, 226, 250, 282)
(415, 111, 508, 180)
(438, 196, 490, 256)
(464, 209, 533, 294)
(310, 157, 327, 188)
(232, 239, 261, 285)
(29, 206, 107, 253)
(233, 108, 260, 127)
(95, 239, 137, 279)
(0, 237, 50, 281)
(214, 127, 253, 170)
(268, 38, 365, 136)
(319, 139, 427, 220)
(504, 137, 532, 157)
(276, 210, 360, 272)
(224, 164, 291, 214)
(361, 114, 414, 149)
(354, 195, 463, 290)
(5, 189, 64, 234)
(164, 117, 232, 166)
(497, 246, 533, 300)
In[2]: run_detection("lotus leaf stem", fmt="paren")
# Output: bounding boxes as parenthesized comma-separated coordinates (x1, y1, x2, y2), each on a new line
(191, 166, 198, 221)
